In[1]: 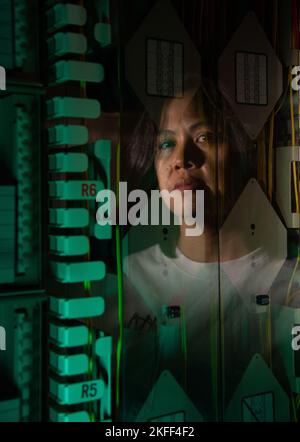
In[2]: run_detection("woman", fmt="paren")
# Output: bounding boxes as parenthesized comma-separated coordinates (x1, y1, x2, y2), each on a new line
(117, 82, 275, 421)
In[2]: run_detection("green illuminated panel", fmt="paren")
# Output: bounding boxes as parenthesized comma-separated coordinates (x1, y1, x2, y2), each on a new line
(94, 139, 111, 187)
(49, 153, 88, 173)
(52, 60, 104, 84)
(49, 296, 105, 319)
(47, 4, 86, 31)
(48, 124, 88, 146)
(95, 336, 113, 419)
(93, 139, 111, 240)
(48, 32, 87, 57)
(50, 352, 89, 376)
(47, 97, 101, 119)
(94, 224, 112, 240)
(94, 139, 111, 160)
(49, 235, 89, 256)
(94, 23, 112, 47)
(49, 208, 89, 228)
(49, 324, 89, 347)
(49, 379, 104, 405)
(50, 261, 106, 283)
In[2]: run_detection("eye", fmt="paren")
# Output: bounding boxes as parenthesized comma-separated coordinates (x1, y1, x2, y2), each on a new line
(158, 139, 176, 150)
(195, 133, 209, 144)
(195, 131, 224, 145)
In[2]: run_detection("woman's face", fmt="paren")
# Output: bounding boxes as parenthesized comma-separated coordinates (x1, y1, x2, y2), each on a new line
(155, 92, 228, 224)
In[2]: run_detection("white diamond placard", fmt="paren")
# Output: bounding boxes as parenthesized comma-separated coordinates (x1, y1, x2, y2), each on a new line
(218, 12, 282, 139)
(125, 0, 201, 126)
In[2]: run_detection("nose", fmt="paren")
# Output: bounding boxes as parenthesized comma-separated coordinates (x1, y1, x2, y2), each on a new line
(174, 134, 204, 170)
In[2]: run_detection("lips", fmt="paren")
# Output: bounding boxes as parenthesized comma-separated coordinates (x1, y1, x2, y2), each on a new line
(173, 178, 199, 191)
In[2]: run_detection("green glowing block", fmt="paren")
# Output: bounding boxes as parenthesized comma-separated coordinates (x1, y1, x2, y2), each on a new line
(94, 224, 112, 240)
(94, 23, 112, 46)
(52, 60, 104, 84)
(49, 235, 89, 256)
(49, 153, 88, 173)
(48, 124, 88, 146)
(47, 97, 101, 119)
(47, 4, 86, 31)
(93, 139, 112, 240)
(96, 336, 112, 357)
(51, 261, 106, 283)
(48, 32, 87, 57)
(50, 352, 89, 376)
(49, 208, 89, 228)
(96, 336, 112, 419)
(49, 379, 104, 405)
(94, 139, 111, 160)
(49, 180, 104, 200)
(50, 409, 90, 422)
(94, 139, 111, 189)
(49, 296, 105, 319)
(49, 324, 89, 348)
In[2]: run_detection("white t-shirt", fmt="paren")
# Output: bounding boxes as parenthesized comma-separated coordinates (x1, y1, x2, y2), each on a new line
(123, 243, 274, 320)
(120, 243, 275, 421)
